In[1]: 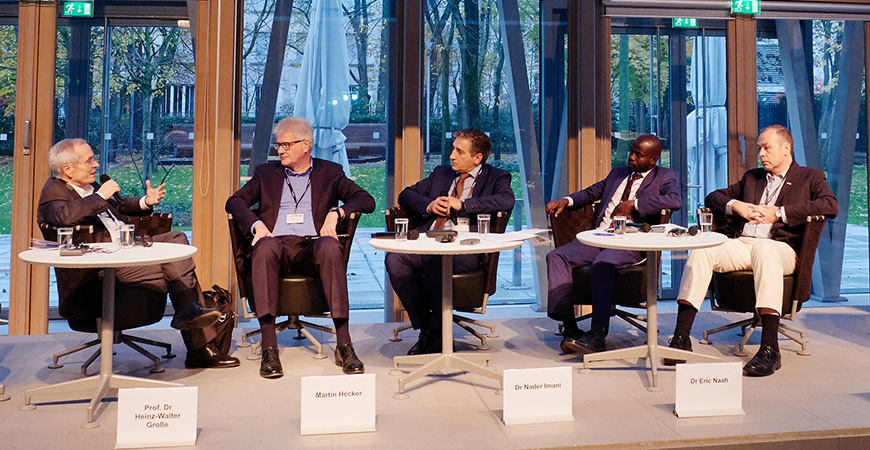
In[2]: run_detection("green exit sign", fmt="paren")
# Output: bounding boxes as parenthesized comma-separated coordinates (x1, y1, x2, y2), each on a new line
(672, 18, 698, 28)
(62, 1, 94, 18)
(731, 0, 760, 15)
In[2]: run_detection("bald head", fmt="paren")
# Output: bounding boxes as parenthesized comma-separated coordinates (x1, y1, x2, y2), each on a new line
(628, 134, 662, 173)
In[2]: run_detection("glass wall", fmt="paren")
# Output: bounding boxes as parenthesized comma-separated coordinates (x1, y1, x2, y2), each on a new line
(0, 19, 15, 330)
(757, 20, 868, 300)
(422, 0, 540, 306)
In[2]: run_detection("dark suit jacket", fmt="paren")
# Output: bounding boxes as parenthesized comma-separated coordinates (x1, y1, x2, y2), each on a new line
(225, 158, 375, 237)
(706, 161, 838, 254)
(397, 164, 515, 231)
(36, 177, 153, 320)
(567, 165, 682, 227)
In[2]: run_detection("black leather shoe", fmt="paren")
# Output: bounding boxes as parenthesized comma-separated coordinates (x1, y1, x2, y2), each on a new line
(185, 343, 241, 369)
(335, 344, 365, 374)
(560, 329, 587, 354)
(171, 307, 221, 331)
(259, 347, 283, 379)
(663, 335, 693, 366)
(563, 332, 605, 356)
(743, 345, 782, 377)
(408, 329, 437, 355)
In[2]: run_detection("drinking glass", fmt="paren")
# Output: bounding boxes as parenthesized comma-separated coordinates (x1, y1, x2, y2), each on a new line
(476, 214, 490, 235)
(120, 224, 135, 248)
(612, 216, 627, 238)
(699, 212, 713, 234)
(394, 218, 409, 242)
(57, 227, 74, 249)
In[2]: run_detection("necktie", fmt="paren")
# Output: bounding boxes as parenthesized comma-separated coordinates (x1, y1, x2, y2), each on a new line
(620, 172, 643, 202)
(434, 173, 471, 230)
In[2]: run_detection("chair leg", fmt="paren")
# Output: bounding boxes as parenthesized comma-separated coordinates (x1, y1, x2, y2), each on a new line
(124, 334, 175, 359)
(81, 347, 102, 376)
(391, 323, 412, 342)
(613, 310, 647, 334)
(247, 318, 293, 360)
(453, 314, 498, 338)
(778, 324, 810, 356)
(700, 317, 755, 345)
(454, 318, 489, 351)
(121, 338, 164, 374)
(49, 338, 101, 369)
(735, 324, 756, 357)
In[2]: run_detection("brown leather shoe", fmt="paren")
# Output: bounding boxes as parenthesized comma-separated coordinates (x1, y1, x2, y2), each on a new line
(335, 344, 365, 374)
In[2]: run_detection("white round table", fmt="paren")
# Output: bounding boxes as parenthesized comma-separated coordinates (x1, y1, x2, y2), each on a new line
(576, 230, 727, 391)
(370, 234, 521, 398)
(18, 242, 196, 427)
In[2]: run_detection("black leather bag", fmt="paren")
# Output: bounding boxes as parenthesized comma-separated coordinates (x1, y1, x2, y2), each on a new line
(203, 285, 236, 355)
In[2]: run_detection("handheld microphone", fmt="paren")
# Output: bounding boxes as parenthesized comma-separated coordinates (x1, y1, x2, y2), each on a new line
(439, 190, 458, 225)
(371, 230, 420, 240)
(667, 225, 699, 237)
(627, 223, 652, 233)
(98, 174, 123, 203)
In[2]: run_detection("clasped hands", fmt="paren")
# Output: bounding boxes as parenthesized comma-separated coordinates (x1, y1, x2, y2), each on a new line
(732, 201, 779, 224)
(428, 196, 462, 217)
(545, 198, 634, 218)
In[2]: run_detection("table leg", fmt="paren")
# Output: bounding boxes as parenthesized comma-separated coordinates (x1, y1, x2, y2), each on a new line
(392, 254, 502, 398)
(581, 251, 718, 391)
(22, 268, 182, 428)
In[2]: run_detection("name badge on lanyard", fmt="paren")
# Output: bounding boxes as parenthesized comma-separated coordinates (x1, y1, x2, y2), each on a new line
(287, 213, 305, 224)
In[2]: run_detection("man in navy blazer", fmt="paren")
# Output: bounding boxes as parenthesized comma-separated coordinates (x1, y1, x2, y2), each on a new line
(664, 125, 838, 376)
(385, 129, 515, 355)
(546, 134, 681, 355)
(226, 117, 375, 378)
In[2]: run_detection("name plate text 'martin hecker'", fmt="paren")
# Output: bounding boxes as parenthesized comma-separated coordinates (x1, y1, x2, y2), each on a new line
(301, 373, 376, 435)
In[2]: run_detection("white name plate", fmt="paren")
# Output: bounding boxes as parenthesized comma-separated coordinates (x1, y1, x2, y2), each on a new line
(116, 386, 197, 449)
(503, 366, 573, 425)
(301, 373, 376, 435)
(675, 362, 745, 418)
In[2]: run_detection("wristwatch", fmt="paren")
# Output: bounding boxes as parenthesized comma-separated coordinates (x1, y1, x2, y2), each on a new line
(775, 208, 782, 220)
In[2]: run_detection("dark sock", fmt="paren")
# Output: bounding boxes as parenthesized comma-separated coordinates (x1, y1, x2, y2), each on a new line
(590, 319, 608, 338)
(759, 314, 780, 350)
(259, 315, 277, 350)
(333, 318, 351, 347)
(674, 303, 698, 338)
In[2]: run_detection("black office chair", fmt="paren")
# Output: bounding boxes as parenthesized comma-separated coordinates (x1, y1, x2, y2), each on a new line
(39, 213, 176, 375)
(385, 206, 511, 350)
(547, 203, 672, 334)
(698, 207, 827, 356)
(228, 212, 360, 360)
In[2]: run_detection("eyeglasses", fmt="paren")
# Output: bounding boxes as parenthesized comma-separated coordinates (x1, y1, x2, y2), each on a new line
(75, 157, 97, 167)
(272, 140, 305, 152)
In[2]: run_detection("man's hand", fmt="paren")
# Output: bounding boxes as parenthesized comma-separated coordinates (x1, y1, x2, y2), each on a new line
(144, 180, 166, 207)
(545, 198, 569, 217)
(427, 196, 453, 217)
(320, 210, 340, 238)
(252, 222, 274, 246)
(730, 200, 754, 221)
(749, 204, 779, 224)
(97, 179, 120, 200)
(612, 200, 634, 217)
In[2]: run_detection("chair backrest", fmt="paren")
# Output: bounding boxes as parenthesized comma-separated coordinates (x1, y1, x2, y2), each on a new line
(119, 213, 174, 237)
(227, 211, 361, 301)
(548, 203, 672, 249)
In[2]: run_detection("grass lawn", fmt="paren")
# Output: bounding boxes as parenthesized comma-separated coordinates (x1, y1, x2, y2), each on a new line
(1, 156, 864, 233)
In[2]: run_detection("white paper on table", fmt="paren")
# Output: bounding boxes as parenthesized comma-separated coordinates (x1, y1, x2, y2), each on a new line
(480, 229, 550, 244)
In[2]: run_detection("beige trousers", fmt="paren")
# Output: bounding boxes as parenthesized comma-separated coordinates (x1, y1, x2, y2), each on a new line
(677, 237, 797, 314)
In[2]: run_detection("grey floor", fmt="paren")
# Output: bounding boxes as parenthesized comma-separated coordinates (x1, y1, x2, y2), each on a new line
(2, 305, 870, 449)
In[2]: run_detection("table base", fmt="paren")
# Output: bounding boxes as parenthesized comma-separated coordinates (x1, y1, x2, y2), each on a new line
(22, 372, 182, 427)
(390, 352, 500, 398)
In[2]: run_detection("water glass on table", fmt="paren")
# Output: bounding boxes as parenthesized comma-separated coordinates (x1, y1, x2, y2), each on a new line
(699, 212, 713, 234)
(612, 215, 627, 238)
(394, 218, 409, 242)
(477, 214, 490, 235)
(120, 224, 135, 248)
(57, 227, 74, 250)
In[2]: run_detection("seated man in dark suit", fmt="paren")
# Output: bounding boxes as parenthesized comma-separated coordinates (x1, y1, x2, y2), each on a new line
(37, 138, 239, 369)
(385, 129, 515, 355)
(664, 125, 838, 376)
(545, 134, 682, 355)
(226, 116, 375, 378)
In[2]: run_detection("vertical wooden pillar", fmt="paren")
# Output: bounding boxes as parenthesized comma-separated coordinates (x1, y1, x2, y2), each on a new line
(726, 16, 758, 183)
(191, 0, 241, 292)
(9, 0, 57, 335)
(575, 0, 610, 190)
